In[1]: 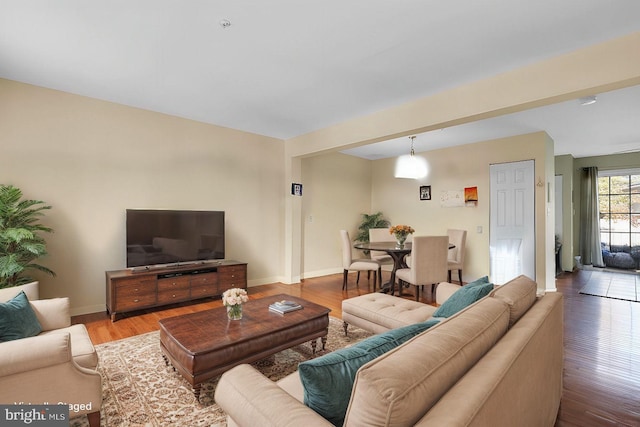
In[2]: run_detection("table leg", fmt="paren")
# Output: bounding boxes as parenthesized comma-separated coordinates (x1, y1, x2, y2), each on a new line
(389, 251, 408, 296)
(193, 384, 202, 401)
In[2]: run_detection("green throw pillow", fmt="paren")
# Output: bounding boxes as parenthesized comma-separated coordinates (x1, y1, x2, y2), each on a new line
(433, 281, 494, 318)
(299, 318, 440, 426)
(466, 275, 490, 287)
(0, 291, 42, 342)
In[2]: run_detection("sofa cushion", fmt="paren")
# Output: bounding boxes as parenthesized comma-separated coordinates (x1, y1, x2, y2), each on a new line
(344, 297, 510, 426)
(489, 274, 538, 327)
(30, 297, 71, 331)
(432, 280, 494, 318)
(299, 319, 441, 426)
(0, 291, 42, 342)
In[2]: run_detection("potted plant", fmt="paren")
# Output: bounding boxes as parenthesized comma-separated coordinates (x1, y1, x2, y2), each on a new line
(354, 212, 390, 246)
(0, 184, 55, 289)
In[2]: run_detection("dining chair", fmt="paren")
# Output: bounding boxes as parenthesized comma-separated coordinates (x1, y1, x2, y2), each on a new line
(447, 229, 467, 284)
(368, 228, 395, 284)
(395, 235, 449, 301)
(340, 230, 382, 291)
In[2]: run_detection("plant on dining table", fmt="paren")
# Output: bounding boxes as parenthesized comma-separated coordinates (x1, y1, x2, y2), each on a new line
(389, 224, 415, 245)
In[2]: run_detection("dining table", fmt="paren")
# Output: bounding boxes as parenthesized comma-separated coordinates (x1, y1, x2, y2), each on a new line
(353, 241, 454, 296)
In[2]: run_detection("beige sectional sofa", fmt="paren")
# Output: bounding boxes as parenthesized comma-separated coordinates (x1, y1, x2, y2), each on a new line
(215, 275, 563, 426)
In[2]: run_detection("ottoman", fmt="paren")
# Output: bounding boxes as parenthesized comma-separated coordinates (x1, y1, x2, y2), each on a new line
(342, 293, 437, 334)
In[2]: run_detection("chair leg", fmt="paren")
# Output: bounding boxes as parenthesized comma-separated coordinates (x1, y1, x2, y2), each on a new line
(458, 269, 463, 285)
(448, 270, 452, 282)
(415, 285, 420, 301)
(342, 270, 348, 290)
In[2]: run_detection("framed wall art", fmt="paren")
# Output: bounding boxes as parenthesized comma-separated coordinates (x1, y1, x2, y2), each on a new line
(420, 185, 431, 201)
(291, 183, 303, 196)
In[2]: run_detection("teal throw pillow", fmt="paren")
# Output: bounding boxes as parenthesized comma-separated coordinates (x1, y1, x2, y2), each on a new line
(466, 275, 490, 287)
(0, 291, 42, 342)
(299, 318, 440, 426)
(433, 281, 494, 318)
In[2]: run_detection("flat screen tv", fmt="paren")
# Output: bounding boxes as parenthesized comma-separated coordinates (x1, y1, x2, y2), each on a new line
(126, 209, 225, 268)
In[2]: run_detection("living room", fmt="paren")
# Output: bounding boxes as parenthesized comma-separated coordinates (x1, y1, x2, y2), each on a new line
(2, 2, 640, 426)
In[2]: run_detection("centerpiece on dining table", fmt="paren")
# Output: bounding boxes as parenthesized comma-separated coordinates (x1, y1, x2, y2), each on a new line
(222, 288, 249, 320)
(389, 224, 415, 248)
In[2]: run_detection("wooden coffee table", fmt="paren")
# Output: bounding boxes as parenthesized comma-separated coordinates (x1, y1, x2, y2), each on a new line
(159, 294, 330, 400)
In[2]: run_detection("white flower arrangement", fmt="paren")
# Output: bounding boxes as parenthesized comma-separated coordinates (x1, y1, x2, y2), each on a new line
(221, 288, 249, 307)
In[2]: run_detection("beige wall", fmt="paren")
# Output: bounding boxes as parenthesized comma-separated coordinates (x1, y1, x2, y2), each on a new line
(0, 79, 285, 315)
(4, 32, 640, 313)
(297, 133, 555, 290)
(301, 153, 372, 277)
(283, 32, 640, 286)
(370, 132, 553, 288)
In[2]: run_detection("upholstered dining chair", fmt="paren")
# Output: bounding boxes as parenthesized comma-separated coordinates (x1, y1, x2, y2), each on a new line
(340, 230, 382, 291)
(368, 228, 395, 283)
(447, 229, 467, 284)
(395, 235, 449, 301)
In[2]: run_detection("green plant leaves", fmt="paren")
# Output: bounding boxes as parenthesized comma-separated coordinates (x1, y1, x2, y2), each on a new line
(0, 185, 55, 288)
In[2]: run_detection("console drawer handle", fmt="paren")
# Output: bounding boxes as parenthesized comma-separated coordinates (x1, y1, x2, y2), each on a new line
(133, 299, 139, 303)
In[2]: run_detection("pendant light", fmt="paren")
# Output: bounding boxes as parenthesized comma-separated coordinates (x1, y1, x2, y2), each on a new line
(395, 136, 427, 179)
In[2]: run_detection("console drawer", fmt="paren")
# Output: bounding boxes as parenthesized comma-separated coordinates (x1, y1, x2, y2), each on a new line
(158, 288, 191, 304)
(191, 272, 218, 287)
(114, 279, 156, 311)
(218, 265, 247, 292)
(191, 284, 217, 298)
(158, 275, 190, 291)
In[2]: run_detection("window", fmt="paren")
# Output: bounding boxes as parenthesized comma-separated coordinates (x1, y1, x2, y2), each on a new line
(598, 170, 640, 248)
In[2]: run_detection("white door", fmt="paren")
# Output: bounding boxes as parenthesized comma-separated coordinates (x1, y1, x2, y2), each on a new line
(490, 160, 535, 284)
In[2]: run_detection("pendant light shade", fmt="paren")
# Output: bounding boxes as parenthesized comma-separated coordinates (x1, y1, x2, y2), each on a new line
(395, 136, 427, 179)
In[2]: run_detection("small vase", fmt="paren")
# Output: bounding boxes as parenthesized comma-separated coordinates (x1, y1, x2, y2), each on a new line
(227, 304, 243, 320)
(395, 234, 407, 248)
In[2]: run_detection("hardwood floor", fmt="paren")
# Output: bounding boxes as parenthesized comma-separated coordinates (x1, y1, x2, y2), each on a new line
(74, 269, 640, 426)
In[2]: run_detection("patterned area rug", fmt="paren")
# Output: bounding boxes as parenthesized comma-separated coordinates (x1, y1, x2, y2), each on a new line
(71, 317, 372, 427)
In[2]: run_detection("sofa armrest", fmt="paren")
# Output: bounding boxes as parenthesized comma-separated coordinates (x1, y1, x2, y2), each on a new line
(30, 297, 71, 331)
(0, 333, 75, 377)
(0, 333, 102, 416)
(435, 282, 462, 305)
(215, 364, 332, 427)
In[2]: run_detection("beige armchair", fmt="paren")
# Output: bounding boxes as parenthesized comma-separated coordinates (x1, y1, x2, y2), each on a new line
(0, 284, 101, 427)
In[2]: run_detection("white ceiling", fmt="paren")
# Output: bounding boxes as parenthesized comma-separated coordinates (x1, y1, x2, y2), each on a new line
(1, 1, 640, 159)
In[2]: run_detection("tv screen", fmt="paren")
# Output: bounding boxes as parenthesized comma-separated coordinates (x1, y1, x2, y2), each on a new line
(126, 209, 225, 268)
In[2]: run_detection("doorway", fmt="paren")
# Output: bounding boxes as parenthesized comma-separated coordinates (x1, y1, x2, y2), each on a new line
(489, 160, 536, 284)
